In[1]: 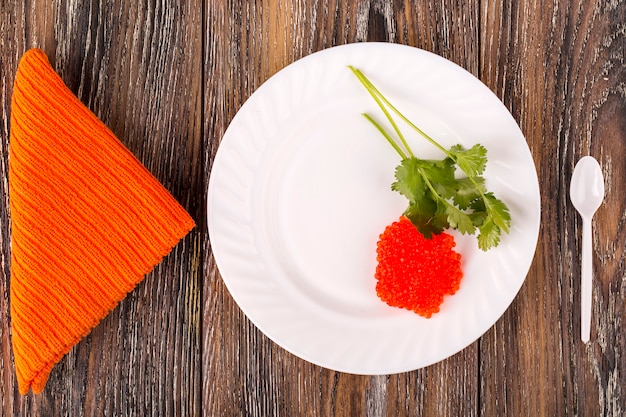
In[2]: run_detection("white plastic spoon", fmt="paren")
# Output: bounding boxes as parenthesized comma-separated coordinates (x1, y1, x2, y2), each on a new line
(570, 156, 604, 343)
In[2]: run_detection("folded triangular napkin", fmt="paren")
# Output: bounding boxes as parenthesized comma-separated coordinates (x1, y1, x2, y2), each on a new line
(9, 48, 195, 394)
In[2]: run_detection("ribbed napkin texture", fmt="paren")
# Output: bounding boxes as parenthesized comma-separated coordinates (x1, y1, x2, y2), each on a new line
(9, 48, 195, 395)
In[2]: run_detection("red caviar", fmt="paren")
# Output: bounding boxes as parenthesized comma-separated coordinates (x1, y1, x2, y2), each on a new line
(375, 216, 463, 318)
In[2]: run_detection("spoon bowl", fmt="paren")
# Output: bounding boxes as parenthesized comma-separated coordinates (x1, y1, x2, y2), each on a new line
(571, 157, 605, 217)
(570, 156, 604, 343)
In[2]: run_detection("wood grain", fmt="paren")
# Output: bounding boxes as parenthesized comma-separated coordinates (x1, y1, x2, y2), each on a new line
(479, 0, 626, 416)
(1, 0, 625, 415)
(1, 0, 203, 415)
(203, 2, 482, 416)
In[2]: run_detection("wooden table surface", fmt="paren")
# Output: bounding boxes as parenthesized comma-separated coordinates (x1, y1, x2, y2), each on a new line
(1, 1, 625, 416)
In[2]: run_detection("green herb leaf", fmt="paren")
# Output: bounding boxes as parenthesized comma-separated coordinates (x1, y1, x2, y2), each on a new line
(416, 158, 457, 199)
(445, 204, 476, 235)
(483, 192, 511, 234)
(453, 176, 485, 209)
(392, 158, 425, 203)
(404, 197, 448, 238)
(449, 144, 488, 177)
(476, 217, 501, 251)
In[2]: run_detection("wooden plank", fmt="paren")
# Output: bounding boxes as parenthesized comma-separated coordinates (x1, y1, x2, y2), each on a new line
(0, 0, 203, 415)
(203, 1, 481, 416)
(479, 0, 626, 415)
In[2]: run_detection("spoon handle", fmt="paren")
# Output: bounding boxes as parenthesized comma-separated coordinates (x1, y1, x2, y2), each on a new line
(581, 218, 592, 343)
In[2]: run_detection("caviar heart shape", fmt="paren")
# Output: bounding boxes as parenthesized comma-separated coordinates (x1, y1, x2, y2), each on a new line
(375, 216, 463, 318)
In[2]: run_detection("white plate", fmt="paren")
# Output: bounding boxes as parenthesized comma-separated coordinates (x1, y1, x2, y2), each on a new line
(207, 43, 540, 374)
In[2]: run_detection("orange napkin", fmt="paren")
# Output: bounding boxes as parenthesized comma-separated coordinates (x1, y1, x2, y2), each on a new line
(9, 48, 195, 394)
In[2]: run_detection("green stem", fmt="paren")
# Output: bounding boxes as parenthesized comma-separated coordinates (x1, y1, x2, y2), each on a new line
(418, 167, 446, 205)
(350, 67, 448, 156)
(349, 66, 414, 158)
(362, 114, 407, 159)
(463, 174, 508, 232)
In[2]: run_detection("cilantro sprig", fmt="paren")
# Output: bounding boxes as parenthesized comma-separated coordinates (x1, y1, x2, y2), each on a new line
(350, 66, 511, 251)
